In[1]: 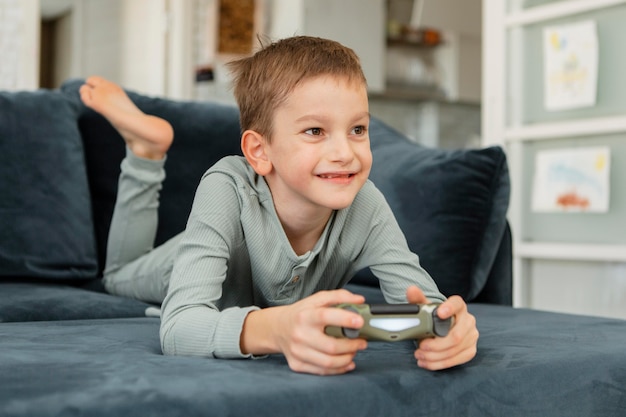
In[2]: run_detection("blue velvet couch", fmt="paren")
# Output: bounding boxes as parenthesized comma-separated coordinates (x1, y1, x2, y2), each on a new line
(0, 80, 625, 417)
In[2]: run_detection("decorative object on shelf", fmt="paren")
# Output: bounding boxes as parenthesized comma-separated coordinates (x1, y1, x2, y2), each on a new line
(385, 0, 446, 98)
(218, 0, 255, 55)
(195, 66, 215, 83)
(387, 0, 442, 47)
(532, 146, 610, 213)
(387, 26, 443, 48)
(543, 20, 598, 111)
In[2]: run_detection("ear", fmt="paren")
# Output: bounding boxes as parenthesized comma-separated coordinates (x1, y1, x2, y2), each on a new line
(241, 129, 272, 176)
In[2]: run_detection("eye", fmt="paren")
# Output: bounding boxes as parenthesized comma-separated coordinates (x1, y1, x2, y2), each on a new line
(304, 127, 322, 136)
(352, 125, 367, 135)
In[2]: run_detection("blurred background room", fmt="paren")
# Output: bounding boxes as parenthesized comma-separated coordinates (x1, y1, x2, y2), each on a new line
(2, 0, 625, 319)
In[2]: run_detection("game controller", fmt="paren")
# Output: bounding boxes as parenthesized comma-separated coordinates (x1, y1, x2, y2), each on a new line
(325, 303, 453, 342)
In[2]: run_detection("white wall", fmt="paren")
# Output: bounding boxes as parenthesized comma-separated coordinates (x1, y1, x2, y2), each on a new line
(529, 260, 626, 319)
(76, 1, 122, 82)
(420, 0, 482, 36)
(268, 0, 305, 39)
(0, 0, 39, 90)
(165, 0, 194, 100)
(75, 0, 167, 95)
(266, 0, 386, 93)
(120, 0, 167, 94)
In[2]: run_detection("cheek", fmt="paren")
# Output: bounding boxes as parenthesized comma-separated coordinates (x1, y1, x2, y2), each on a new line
(359, 147, 373, 171)
(288, 152, 316, 171)
(282, 152, 317, 180)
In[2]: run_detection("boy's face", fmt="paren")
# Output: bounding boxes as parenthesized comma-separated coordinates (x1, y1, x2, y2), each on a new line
(263, 75, 372, 216)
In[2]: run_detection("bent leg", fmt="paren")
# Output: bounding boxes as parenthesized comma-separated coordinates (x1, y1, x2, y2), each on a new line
(103, 150, 178, 304)
(79, 76, 177, 304)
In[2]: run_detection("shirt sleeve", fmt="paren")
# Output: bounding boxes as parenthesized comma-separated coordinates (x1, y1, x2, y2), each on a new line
(160, 169, 258, 359)
(352, 183, 446, 304)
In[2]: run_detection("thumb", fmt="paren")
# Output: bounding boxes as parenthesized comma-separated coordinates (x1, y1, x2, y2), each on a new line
(406, 285, 431, 304)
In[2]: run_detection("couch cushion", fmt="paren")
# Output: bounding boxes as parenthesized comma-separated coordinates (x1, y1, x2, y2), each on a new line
(0, 90, 98, 280)
(355, 120, 510, 301)
(2, 306, 626, 416)
(0, 281, 153, 322)
(60, 79, 243, 274)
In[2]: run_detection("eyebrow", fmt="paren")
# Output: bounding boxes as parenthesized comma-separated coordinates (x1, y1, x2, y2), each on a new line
(295, 112, 370, 124)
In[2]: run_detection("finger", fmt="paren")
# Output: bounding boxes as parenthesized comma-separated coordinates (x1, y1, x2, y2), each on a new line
(287, 345, 359, 375)
(309, 330, 367, 356)
(415, 313, 478, 368)
(436, 295, 466, 319)
(415, 338, 474, 370)
(314, 304, 367, 331)
(285, 320, 365, 374)
(416, 344, 477, 371)
(419, 308, 477, 352)
(309, 289, 365, 308)
(416, 331, 473, 361)
(415, 318, 478, 369)
(405, 285, 430, 304)
(289, 360, 356, 376)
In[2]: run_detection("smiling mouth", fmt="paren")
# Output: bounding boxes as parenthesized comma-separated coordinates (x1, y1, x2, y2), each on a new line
(317, 173, 355, 179)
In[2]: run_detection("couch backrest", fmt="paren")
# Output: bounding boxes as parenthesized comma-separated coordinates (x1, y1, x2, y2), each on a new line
(0, 88, 98, 281)
(59, 79, 512, 305)
(60, 79, 243, 273)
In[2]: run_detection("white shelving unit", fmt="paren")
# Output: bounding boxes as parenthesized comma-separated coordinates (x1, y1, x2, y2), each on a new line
(483, 0, 626, 318)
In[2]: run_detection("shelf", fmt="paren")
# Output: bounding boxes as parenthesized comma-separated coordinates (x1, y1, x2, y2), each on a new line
(504, 115, 626, 142)
(505, 0, 626, 27)
(386, 38, 442, 49)
(515, 242, 626, 262)
(369, 85, 447, 102)
(386, 27, 444, 49)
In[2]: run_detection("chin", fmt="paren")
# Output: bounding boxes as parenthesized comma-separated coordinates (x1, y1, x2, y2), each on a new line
(324, 197, 357, 211)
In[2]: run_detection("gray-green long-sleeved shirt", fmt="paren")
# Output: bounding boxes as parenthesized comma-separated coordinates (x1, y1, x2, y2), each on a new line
(160, 156, 444, 358)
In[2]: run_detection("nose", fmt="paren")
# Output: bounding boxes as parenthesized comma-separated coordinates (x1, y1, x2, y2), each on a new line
(327, 134, 356, 164)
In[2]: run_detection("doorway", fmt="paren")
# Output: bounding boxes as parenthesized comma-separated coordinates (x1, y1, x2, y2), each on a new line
(39, 12, 72, 88)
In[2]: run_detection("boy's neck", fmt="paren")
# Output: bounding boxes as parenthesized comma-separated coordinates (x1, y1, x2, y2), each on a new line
(277, 209, 334, 256)
(283, 222, 328, 256)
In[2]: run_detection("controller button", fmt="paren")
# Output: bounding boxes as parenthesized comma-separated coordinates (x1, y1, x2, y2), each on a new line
(342, 305, 361, 339)
(432, 307, 452, 337)
(342, 327, 360, 339)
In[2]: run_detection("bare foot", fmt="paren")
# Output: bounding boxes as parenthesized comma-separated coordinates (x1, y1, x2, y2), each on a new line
(79, 76, 173, 160)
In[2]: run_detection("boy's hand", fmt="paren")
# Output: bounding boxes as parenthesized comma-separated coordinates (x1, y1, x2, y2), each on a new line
(273, 289, 368, 375)
(406, 286, 478, 370)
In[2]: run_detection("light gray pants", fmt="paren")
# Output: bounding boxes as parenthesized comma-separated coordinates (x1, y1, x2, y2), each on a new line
(102, 149, 182, 304)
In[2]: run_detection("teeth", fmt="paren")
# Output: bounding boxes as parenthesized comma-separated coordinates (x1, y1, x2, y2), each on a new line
(320, 174, 351, 179)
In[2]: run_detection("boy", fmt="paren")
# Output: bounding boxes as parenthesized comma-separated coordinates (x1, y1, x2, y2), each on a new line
(79, 36, 478, 376)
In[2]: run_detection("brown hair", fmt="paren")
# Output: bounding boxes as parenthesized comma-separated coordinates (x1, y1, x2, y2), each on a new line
(227, 36, 367, 141)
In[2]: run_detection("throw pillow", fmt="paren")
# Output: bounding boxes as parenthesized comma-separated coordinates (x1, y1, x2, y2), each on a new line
(354, 119, 510, 301)
(0, 90, 98, 279)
